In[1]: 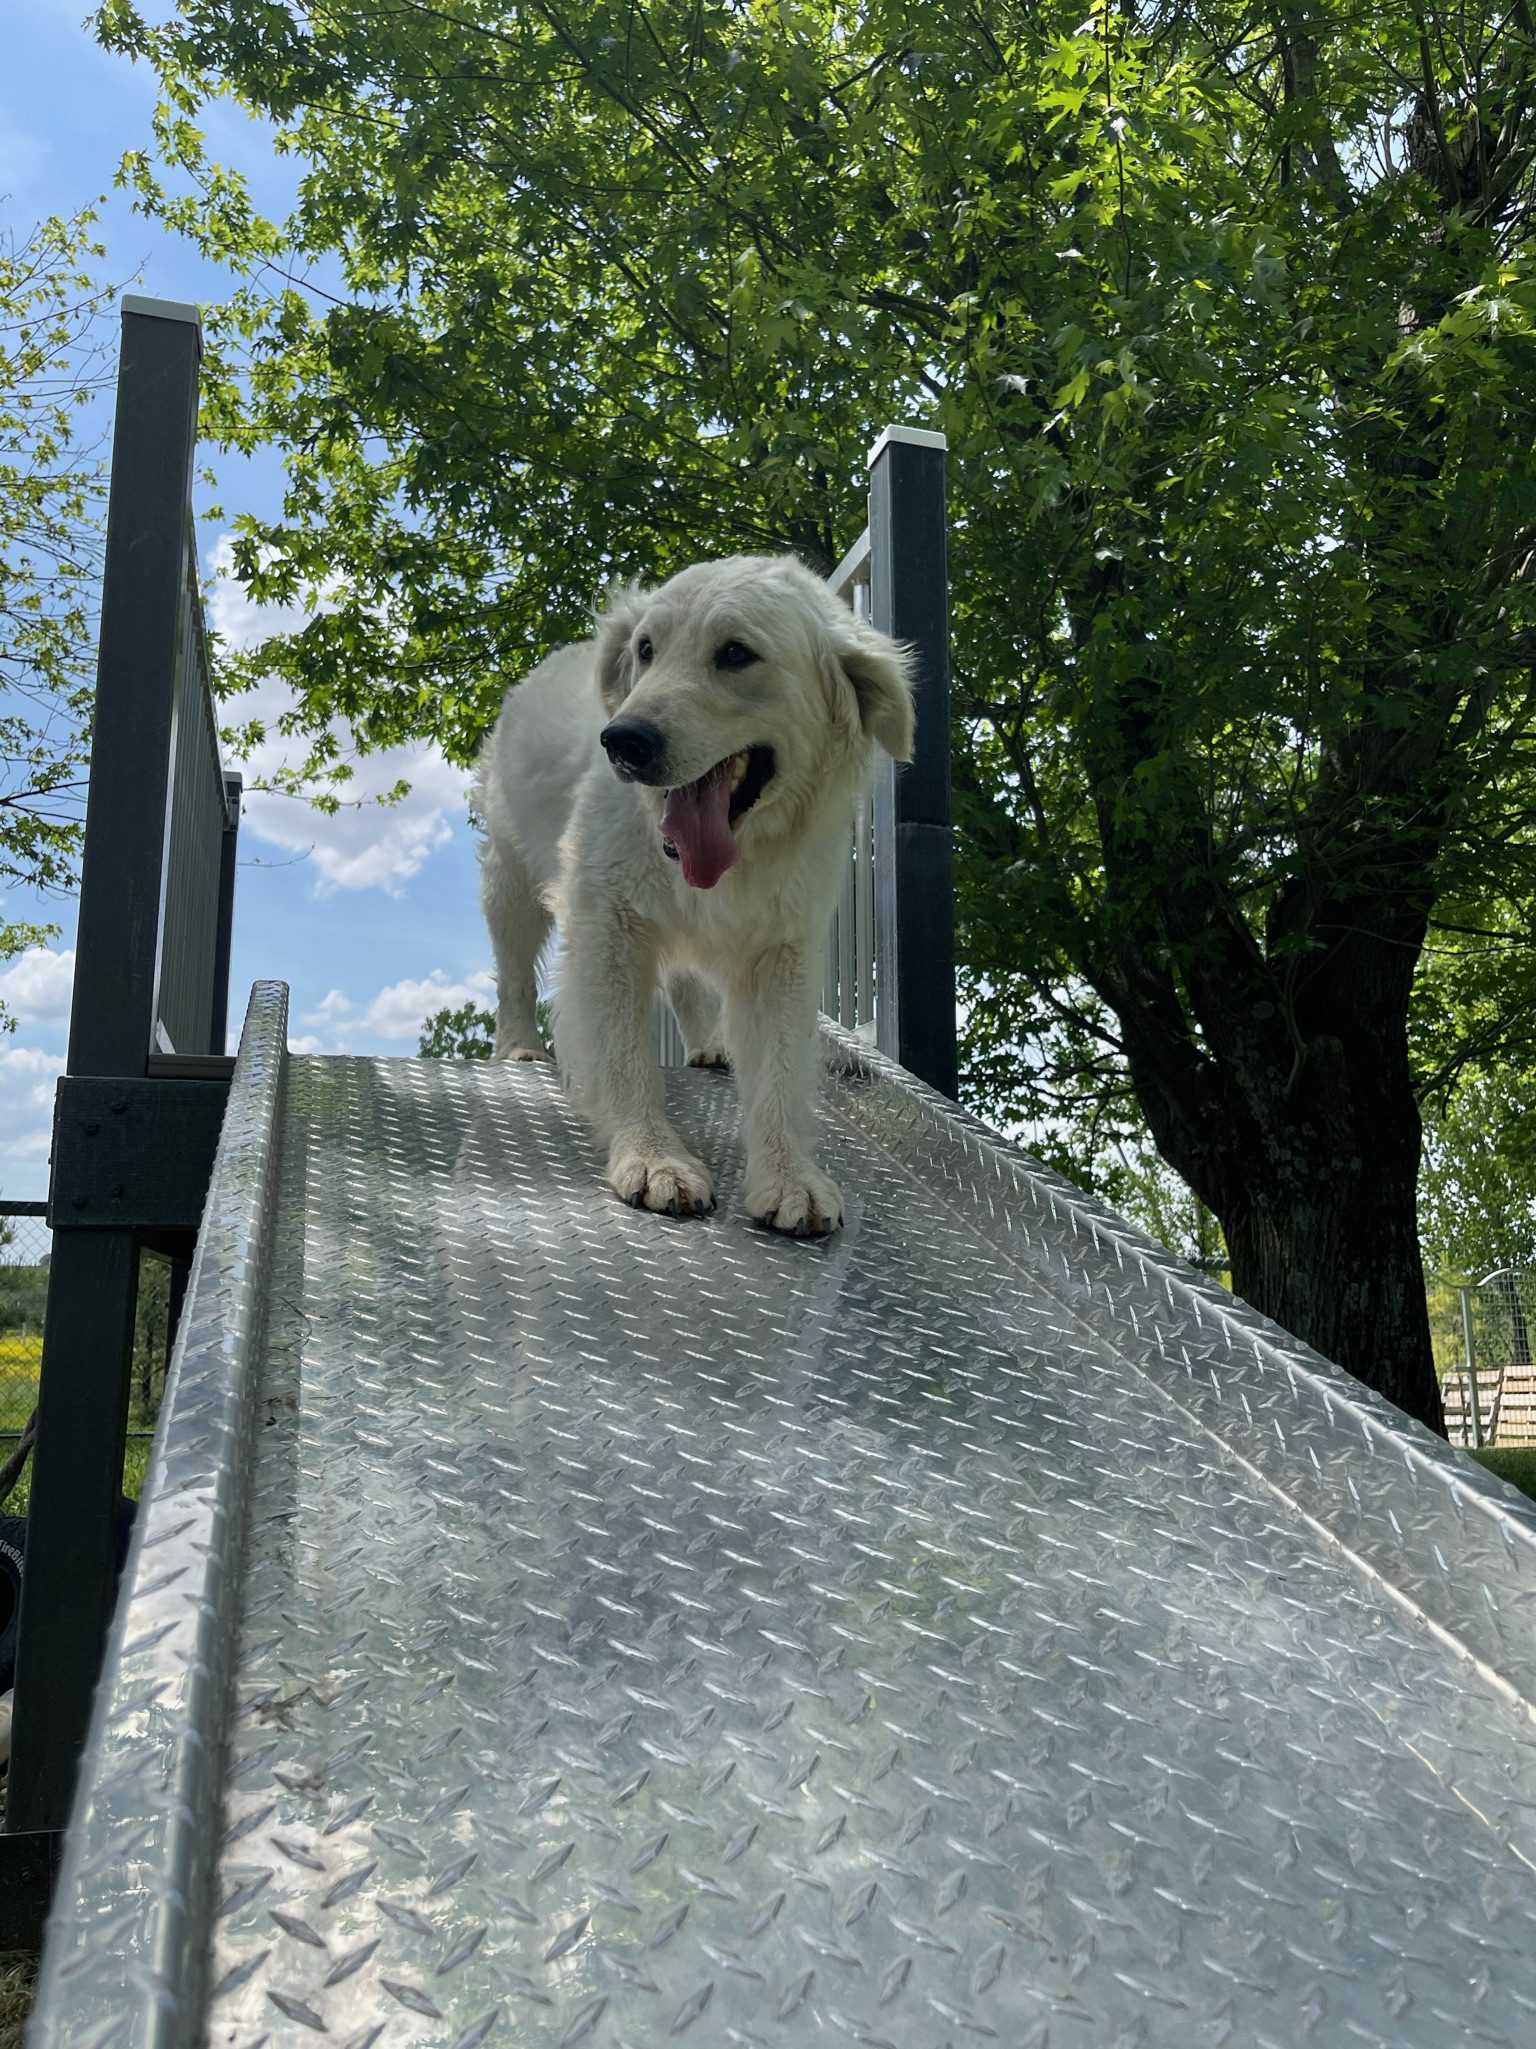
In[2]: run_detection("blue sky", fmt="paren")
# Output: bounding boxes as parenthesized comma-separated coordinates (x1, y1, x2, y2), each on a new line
(1, 3, 500, 1195)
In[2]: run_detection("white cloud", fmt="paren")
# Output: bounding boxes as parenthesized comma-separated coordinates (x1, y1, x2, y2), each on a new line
(301, 988, 357, 1028)
(297, 970, 494, 1051)
(360, 970, 495, 1041)
(239, 752, 465, 898)
(0, 1045, 66, 1092)
(0, 946, 75, 1026)
(0, 1042, 66, 1196)
(206, 538, 472, 898)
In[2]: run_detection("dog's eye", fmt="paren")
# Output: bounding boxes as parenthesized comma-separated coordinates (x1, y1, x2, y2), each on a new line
(636, 634, 653, 664)
(714, 639, 759, 671)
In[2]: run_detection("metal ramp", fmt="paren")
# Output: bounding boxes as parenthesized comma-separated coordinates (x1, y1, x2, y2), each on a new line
(32, 983, 1536, 2048)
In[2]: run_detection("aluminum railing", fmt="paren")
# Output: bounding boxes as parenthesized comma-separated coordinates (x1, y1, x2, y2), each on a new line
(822, 525, 879, 1036)
(155, 532, 241, 1058)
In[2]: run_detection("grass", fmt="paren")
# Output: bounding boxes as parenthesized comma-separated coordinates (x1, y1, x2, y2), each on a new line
(1, 1434, 150, 1519)
(0, 1958, 36, 2049)
(1469, 1446, 1536, 1504)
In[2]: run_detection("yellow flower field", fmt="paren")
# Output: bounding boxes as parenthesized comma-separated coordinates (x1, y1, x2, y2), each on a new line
(0, 1334, 42, 1374)
(0, 1332, 42, 1432)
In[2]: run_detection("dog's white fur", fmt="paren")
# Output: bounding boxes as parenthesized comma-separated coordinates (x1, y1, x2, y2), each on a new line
(473, 554, 915, 1234)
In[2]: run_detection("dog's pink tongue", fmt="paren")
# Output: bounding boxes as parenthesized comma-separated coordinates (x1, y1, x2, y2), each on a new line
(661, 768, 738, 890)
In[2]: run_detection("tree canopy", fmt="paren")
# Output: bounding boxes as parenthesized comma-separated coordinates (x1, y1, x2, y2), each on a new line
(419, 999, 496, 1059)
(0, 208, 113, 1012)
(97, 0, 1536, 1428)
(1422, 1071, 1536, 1280)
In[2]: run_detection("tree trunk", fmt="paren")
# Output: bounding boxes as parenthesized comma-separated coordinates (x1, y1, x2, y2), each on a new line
(1125, 982, 1446, 1435)
(1096, 846, 1448, 1435)
(1212, 1099, 1442, 1433)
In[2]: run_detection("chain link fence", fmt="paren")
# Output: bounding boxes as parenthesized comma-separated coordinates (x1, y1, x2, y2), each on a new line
(1, 1200, 174, 1507)
(0, 1204, 48, 1453)
(1429, 1266, 1536, 1447)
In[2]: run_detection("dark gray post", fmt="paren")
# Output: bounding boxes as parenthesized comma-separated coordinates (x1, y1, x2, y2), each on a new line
(68, 296, 202, 1078)
(6, 1236, 140, 1833)
(867, 427, 958, 1098)
(6, 297, 203, 1837)
(211, 771, 243, 1053)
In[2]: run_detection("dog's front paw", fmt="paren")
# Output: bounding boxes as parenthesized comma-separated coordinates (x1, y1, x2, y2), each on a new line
(495, 1044, 549, 1063)
(608, 1144, 715, 1218)
(685, 1045, 730, 1071)
(745, 1161, 844, 1238)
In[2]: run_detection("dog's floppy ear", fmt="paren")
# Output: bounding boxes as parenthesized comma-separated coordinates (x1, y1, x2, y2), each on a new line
(833, 613, 917, 762)
(594, 585, 645, 715)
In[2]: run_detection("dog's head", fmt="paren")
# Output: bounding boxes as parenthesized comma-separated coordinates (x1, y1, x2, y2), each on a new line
(592, 555, 915, 890)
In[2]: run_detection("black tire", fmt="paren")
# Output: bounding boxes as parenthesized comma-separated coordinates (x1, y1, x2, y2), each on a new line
(0, 1513, 27, 1694)
(0, 1502, 137, 1696)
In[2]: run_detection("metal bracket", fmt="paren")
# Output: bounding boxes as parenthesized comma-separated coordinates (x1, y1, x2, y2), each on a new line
(47, 1077, 229, 1230)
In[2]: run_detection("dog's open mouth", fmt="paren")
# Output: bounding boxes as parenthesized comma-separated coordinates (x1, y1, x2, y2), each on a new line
(660, 746, 775, 890)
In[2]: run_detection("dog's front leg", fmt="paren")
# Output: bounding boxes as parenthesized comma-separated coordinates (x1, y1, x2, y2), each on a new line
(558, 907, 715, 1218)
(726, 945, 843, 1236)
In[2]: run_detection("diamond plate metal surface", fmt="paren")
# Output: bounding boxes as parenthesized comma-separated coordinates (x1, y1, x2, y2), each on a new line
(30, 979, 289, 2049)
(34, 996, 1536, 2049)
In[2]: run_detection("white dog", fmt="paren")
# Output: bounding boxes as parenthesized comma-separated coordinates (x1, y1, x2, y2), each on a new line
(474, 554, 915, 1235)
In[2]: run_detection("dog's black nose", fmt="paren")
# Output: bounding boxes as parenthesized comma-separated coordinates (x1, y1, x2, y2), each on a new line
(600, 717, 666, 779)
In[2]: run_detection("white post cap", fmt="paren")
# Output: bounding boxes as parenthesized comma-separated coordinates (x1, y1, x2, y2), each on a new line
(122, 293, 204, 345)
(866, 424, 948, 468)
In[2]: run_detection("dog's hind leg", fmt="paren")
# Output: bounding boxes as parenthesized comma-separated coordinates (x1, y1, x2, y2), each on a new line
(666, 969, 729, 1069)
(480, 832, 552, 1060)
